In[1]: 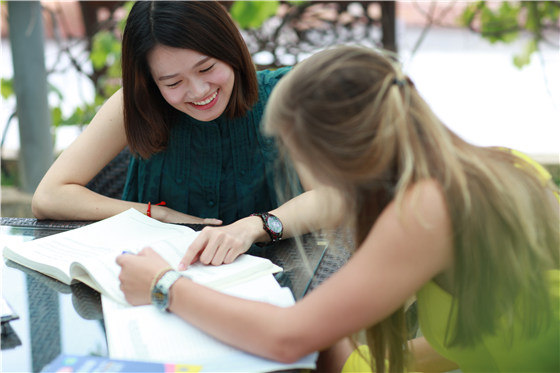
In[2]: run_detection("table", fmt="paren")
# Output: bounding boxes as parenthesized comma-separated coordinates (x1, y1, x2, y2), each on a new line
(1, 218, 351, 372)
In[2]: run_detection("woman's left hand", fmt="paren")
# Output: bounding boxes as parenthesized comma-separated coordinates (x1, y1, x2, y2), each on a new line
(116, 247, 171, 306)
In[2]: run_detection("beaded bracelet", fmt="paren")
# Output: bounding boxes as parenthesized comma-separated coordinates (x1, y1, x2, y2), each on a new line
(146, 201, 166, 217)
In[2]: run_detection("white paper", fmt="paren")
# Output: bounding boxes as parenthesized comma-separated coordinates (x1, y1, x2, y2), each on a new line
(102, 275, 317, 372)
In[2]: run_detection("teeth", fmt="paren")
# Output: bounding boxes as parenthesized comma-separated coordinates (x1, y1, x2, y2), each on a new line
(192, 91, 218, 106)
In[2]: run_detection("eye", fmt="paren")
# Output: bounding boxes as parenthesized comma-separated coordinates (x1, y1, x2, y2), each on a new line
(200, 63, 216, 73)
(165, 81, 181, 88)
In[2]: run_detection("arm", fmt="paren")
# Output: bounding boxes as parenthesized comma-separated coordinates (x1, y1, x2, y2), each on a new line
(119, 180, 454, 364)
(179, 158, 344, 267)
(270, 158, 345, 237)
(32, 89, 135, 220)
(32, 89, 221, 225)
(179, 185, 344, 267)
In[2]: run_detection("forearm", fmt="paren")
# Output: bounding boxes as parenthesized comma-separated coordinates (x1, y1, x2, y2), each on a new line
(32, 183, 147, 220)
(168, 278, 311, 363)
(232, 188, 344, 246)
(271, 188, 345, 239)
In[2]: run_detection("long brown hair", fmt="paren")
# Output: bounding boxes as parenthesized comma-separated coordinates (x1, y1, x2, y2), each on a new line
(264, 45, 559, 372)
(121, 1, 258, 158)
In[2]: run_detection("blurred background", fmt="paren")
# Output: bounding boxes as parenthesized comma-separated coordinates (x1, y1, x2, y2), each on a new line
(1, 1, 559, 217)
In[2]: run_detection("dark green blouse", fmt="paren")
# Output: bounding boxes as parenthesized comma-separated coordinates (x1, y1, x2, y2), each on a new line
(122, 67, 292, 225)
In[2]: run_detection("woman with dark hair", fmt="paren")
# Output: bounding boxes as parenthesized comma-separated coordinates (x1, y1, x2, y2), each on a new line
(33, 1, 340, 263)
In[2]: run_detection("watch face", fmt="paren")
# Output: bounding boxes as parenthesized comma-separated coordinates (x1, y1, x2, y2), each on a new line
(151, 288, 167, 310)
(266, 215, 282, 233)
(152, 291, 165, 304)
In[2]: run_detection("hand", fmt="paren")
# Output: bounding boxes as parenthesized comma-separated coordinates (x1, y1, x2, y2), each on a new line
(151, 205, 223, 226)
(116, 247, 171, 306)
(179, 216, 263, 269)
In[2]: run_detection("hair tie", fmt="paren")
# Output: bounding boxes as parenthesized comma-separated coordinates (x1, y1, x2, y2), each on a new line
(392, 78, 406, 87)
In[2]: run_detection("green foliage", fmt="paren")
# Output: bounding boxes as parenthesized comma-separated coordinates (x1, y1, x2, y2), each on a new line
(1, 166, 19, 187)
(51, 106, 62, 128)
(91, 30, 121, 70)
(90, 30, 122, 96)
(1, 77, 13, 99)
(230, 1, 279, 29)
(459, 1, 560, 68)
(48, 82, 64, 102)
(513, 38, 538, 68)
(53, 1, 130, 128)
(479, 2, 520, 43)
(57, 95, 107, 127)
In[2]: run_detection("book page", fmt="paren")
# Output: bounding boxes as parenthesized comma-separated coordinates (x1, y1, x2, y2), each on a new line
(102, 276, 317, 372)
(2, 209, 191, 283)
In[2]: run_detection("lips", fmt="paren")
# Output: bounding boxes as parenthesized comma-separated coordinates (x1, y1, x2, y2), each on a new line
(191, 90, 218, 107)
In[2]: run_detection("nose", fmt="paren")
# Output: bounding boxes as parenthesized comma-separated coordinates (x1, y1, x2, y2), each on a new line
(187, 77, 209, 102)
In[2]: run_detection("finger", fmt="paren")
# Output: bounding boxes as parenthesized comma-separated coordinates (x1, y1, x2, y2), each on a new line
(179, 234, 207, 270)
(190, 252, 201, 265)
(143, 247, 158, 256)
(138, 247, 149, 256)
(115, 254, 128, 266)
(139, 247, 160, 259)
(199, 238, 221, 265)
(210, 246, 229, 266)
(224, 248, 242, 264)
(210, 235, 242, 265)
(203, 218, 222, 226)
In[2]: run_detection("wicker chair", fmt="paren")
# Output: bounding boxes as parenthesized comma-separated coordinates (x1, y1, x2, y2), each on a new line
(85, 148, 131, 199)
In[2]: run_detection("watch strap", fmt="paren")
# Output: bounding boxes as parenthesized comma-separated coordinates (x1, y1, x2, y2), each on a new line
(151, 270, 182, 311)
(251, 212, 283, 244)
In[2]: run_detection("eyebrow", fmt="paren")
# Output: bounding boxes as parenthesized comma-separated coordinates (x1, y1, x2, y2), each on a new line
(157, 56, 212, 81)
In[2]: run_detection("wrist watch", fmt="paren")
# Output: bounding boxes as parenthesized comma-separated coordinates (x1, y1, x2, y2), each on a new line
(251, 212, 283, 244)
(151, 270, 182, 311)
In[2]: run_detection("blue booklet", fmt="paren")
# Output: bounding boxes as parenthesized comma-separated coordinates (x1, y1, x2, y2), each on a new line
(41, 354, 202, 372)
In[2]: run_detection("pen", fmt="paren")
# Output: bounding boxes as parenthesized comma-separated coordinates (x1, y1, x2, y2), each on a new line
(121, 250, 135, 255)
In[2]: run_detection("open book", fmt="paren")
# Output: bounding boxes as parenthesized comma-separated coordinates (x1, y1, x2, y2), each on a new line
(2, 209, 281, 305)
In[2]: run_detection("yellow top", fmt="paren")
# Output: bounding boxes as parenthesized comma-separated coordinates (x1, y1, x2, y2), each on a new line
(418, 149, 559, 372)
(343, 150, 559, 372)
(417, 270, 559, 372)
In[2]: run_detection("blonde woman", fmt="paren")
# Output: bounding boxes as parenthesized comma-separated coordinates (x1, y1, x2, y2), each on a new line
(117, 46, 559, 372)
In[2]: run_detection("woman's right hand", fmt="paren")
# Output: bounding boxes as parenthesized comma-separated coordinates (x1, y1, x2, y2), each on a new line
(149, 204, 222, 226)
(178, 215, 265, 268)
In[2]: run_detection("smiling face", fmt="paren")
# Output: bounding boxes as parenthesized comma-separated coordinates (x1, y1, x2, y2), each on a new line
(147, 45, 235, 122)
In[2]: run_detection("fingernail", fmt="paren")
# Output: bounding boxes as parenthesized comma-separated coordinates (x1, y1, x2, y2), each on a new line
(178, 263, 186, 271)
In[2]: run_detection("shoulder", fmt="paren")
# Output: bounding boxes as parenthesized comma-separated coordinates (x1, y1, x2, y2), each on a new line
(247, 66, 293, 122)
(381, 181, 451, 252)
(368, 179, 453, 270)
(402, 179, 448, 220)
(257, 66, 293, 94)
(383, 179, 449, 225)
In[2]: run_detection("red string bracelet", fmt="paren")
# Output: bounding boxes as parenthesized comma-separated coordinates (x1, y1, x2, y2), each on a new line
(146, 201, 166, 217)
